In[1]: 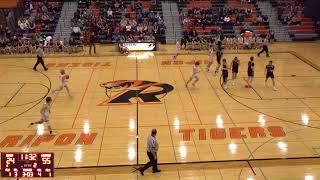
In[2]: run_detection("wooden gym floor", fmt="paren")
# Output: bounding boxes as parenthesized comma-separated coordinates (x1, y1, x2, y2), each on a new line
(0, 42, 320, 179)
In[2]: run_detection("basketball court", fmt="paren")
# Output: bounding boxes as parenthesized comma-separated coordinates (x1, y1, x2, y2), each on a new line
(1, 43, 320, 179)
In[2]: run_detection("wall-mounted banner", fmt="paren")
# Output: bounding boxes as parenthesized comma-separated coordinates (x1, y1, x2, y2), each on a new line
(119, 42, 156, 51)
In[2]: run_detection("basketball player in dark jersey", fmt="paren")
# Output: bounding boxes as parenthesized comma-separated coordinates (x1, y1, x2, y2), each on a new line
(214, 48, 223, 76)
(222, 59, 228, 90)
(246, 56, 255, 88)
(265, 60, 277, 91)
(230, 57, 240, 86)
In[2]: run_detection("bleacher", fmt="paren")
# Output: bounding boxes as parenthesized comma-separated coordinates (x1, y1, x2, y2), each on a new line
(18, 0, 63, 39)
(178, 0, 270, 39)
(71, 0, 166, 44)
(271, 0, 318, 40)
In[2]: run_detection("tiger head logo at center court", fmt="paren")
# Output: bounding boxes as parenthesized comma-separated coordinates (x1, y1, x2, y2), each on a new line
(98, 80, 174, 106)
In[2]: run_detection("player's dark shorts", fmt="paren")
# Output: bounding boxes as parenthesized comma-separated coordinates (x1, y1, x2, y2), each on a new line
(266, 72, 274, 79)
(223, 71, 228, 82)
(247, 70, 254, 77)
(232, 68, 238, 73)
(217, 56, 222, 64)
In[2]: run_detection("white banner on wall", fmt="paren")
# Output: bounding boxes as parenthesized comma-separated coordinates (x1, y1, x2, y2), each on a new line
(120, 42, 156, 51)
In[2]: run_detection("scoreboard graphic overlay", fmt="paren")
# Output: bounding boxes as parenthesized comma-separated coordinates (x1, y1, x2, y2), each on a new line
(1, 152, 54, 178)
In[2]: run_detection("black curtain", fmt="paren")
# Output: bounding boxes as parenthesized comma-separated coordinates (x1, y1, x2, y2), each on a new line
(304, 0, 320, 20)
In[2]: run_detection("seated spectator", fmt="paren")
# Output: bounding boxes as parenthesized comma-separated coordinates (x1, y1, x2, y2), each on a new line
(255, 15, 263, 25)
(129, 19, 137, 29)
(107, 8, 113, 17)
(120, 18, 128, 28)
(224, 16, 231, 25)
(72, 26, 81, 36)
(114, 1, 120, 9)
(42, 4, 48, 14)
(137, 23, 143, 33)
(28, 21, 36, 30)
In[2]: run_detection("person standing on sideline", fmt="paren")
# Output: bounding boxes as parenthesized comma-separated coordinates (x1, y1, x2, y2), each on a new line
(139, 129, 161, 176)
(33, 44, 48, 71)
(257, 38, 270, 57)
(89, 31, 96, 55)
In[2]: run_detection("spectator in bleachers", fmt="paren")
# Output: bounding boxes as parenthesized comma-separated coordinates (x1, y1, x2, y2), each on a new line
(107, 8, 113, 17)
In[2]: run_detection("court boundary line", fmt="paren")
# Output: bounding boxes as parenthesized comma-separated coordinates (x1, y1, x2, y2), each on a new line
(0, 83, 51, 108)
(0, 64, 51, 125)
(3, 83, 25, 107)
(135, 57, 139, 165)
(6, 156, 317, 171)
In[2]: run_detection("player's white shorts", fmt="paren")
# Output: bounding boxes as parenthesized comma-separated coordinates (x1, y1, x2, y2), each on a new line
(40, 114, 51, 125)
(59, 82, 67, 88)
(190, 73, 198, 79)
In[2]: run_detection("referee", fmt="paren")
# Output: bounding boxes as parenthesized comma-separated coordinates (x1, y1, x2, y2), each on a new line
(257, 38, 270, 57)
(89, 31, 96, 55)
(139, 128, 161, 176)
(33, 44, 48, 71)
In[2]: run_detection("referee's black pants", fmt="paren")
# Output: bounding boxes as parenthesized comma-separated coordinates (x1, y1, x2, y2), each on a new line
(33, 56, 47, 70)
(141, 151, 158, 172)
(258, 45, 269, 57)
(89, 43, 96, 55)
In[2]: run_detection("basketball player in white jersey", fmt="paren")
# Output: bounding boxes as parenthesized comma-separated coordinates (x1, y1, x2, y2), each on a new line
(173, 40, 181, 60)
(186, 61, 200, 87)
(28, 97, 55, 135)
(52, 69, 71, 96)
(205, 45, 214, 72)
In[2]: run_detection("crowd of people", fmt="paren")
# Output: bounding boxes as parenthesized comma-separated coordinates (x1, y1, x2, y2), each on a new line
(70, 0, 166, 44)
(17, 0, 62, 36)
(179, 5, 268, 28)
(0, 25, 82, 55)
(274, 0, 304, 25)
(180, 29, 273, 51)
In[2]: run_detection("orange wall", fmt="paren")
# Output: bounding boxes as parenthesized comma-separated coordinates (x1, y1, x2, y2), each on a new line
(0, 0, 19, 8)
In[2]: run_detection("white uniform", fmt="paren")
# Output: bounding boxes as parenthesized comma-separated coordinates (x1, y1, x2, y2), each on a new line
(209, 48, 214, 63)
(59, 74, 68, 87)
(40, 102, 51, 124)
(176, 41, 180, 53)
(190, 64, 200, 78)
